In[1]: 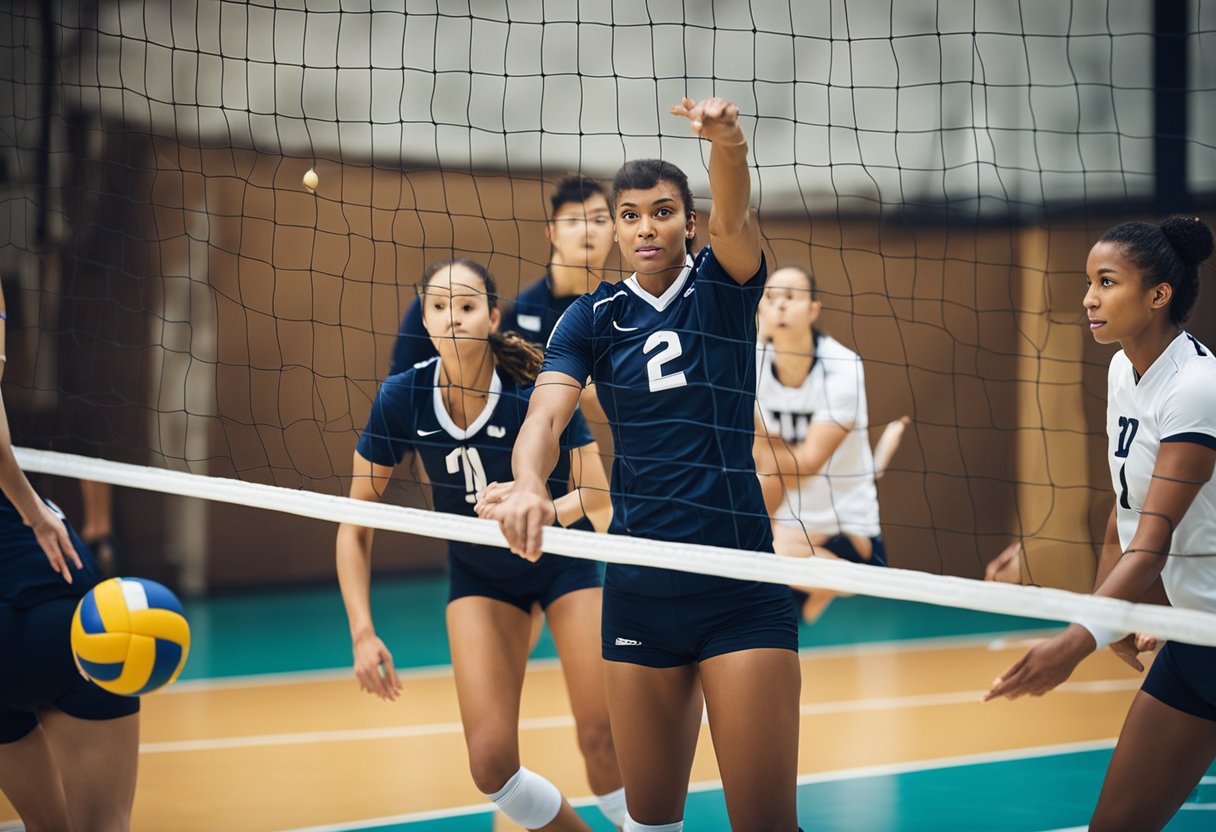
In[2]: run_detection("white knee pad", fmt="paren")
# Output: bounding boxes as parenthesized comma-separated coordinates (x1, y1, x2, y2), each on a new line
(624, 815, 684, 832)
(487, 767, 562, 829)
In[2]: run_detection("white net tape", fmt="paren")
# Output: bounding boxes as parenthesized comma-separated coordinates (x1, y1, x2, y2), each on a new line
(18, 447, 1216, 648)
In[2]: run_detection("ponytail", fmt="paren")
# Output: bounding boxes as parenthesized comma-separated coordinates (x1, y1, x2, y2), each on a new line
(488, 330, 545, 385)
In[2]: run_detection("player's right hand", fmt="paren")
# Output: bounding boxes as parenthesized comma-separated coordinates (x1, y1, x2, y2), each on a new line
(353, 634, 401, 701)
(30, 502, 83, 584)
(475, 483, 554, 562)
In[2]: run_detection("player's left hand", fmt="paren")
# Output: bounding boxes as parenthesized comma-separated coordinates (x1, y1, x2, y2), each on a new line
(671, 97, 743, 144)
(982, 624, 1094, 701)
(1108, 632, 1159, 673)
(30, 502, 83, 584)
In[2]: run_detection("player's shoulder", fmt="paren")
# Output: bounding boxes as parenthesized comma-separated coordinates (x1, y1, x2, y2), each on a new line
(385, 357, 438, 392)
(816, 332, 859, 361)
(514, 274, 552, 309)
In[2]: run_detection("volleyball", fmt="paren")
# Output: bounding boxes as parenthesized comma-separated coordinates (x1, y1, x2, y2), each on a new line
(70, 577, 191, 697)
(302, 168, 319, 191)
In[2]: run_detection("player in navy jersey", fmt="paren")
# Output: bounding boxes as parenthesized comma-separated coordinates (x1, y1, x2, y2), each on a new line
(336, 259, 625, 830)
(0, 385, 141, 830)
(479, 98, 802, 832)
(387, 175, 616, 376)
(985, 216, 1216, 831)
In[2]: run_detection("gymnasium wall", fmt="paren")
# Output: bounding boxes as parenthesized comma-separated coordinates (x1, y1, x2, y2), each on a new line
(7, 134, 1215, 592)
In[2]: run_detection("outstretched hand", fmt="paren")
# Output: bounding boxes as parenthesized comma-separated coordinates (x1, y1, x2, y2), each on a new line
(31, 502, 83, 584)
(983, 625, 1094, 702)
(671, 97, 743, 144)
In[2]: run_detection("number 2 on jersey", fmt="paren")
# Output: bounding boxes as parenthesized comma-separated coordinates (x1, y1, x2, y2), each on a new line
(644, 330, 688, 392)
(445, 446, 487, 503)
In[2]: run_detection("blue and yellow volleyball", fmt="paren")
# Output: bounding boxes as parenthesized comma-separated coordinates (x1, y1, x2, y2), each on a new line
(70, 577, 191, 696)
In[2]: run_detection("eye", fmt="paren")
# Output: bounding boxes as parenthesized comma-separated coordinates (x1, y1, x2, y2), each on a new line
(621, 211, 637, 221)
(1101, 277, 1114, 287)
(656, 207, 672, 217)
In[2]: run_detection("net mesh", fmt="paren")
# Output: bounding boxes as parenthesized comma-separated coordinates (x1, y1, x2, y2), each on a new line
(2, 1, 1215, 614)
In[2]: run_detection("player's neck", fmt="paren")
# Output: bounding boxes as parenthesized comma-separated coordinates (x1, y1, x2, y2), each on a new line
(437, 349, 494, 426)
(548, 259, 602, 297)
(633, 261, 686, 297)
(770, 333, 815, 386)
(1121, 323, 1181, 379)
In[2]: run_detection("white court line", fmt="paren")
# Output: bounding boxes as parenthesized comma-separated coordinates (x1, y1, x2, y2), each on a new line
(164, 628, 1060, 693)
(141, 678, 1136, 754)
(278, 738, 1120, 832)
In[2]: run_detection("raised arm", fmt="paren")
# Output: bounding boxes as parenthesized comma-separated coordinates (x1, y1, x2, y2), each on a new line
(335, 449, 403, 701)
(671, 97, 761, 283)
(475, 371, 582, 560)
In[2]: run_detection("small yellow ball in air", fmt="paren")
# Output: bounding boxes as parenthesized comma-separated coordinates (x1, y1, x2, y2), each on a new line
(302, 169, 319, 191)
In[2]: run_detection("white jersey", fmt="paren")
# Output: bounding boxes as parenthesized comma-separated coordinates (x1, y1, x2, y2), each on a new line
(756, 333, 881, 537)
(1107, 331, 1216, 615)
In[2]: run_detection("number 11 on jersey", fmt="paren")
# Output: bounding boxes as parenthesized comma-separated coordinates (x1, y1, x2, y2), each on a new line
(446, 446, 488, 503)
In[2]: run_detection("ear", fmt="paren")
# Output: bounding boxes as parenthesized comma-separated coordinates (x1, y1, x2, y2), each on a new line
(543, 221, 555, 247)
(1150, 282, 1173, 311)
(808, 299, 823, 325)
(489, 306, 502, 333)
(686, 209, 697, 239)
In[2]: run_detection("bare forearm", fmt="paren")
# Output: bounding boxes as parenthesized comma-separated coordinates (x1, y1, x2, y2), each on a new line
(512, 417, 562, 492)
(0, 443, 46, 526)
(336, 523, 377, 642)
(707, 135, 752, 235)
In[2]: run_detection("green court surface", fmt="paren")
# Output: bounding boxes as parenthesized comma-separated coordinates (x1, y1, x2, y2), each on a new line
(179, 572, 1061, 679)
(175, 575, 1216, 831)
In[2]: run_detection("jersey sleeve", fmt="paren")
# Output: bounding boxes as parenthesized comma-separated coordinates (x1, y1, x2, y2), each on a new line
(356, 377, 416, 466)
(388, 300, 437, 376)
(693, 247, 767, 344)
(540, 295, 593, 384)
(1159, 369, 1216, 450)
(814, 351, 863, 430)
(560, 404, 596, 450)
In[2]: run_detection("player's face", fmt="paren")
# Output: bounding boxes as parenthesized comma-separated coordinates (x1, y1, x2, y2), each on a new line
(547, 195, 614, 269)
(421, 265, 500, 354)
(614, 181, 696, 275)
(1083, 241, 1164, 346)
(760, 268, 821, 342)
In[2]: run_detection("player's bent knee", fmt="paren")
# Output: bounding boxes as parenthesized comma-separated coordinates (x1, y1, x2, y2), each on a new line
(575, 714, 614, 761)
(487, 766, 562, 829)
(465, 743, 523, 795)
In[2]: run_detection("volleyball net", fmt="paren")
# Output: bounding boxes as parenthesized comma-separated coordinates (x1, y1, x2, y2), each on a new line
(2, 2, 1216, 629)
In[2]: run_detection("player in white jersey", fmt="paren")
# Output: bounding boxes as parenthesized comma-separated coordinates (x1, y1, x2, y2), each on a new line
(986, 216, 1216, 831)
(754, 265, 890, 622)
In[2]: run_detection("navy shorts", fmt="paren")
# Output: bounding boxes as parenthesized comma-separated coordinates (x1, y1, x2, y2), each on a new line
(601, 581, 798, 668)
(1142, 641, 1216, 722)
(447, 553, 602, 613)
(0, 597, 140, 743)
(792, 534, 886, 609)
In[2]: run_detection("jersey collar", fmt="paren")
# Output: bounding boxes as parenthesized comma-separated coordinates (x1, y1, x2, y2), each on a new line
(623, 255, 694, 312)
(431, 362, 503, 440)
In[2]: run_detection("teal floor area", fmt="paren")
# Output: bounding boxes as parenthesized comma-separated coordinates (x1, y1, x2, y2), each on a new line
(175, 575, 1216, 830)
(179, 572, 1061, 679)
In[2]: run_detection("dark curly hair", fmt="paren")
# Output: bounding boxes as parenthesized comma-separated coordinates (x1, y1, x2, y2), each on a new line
(1098, 216, 1214, 325)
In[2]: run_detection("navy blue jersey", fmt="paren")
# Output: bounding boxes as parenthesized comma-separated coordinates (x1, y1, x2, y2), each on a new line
(388, 300, 437, 376)
(357, 358, 595, 577)
(1, 493, 100, 609)
(500, 273, 581, 347)
(543, 248, 772, 597)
